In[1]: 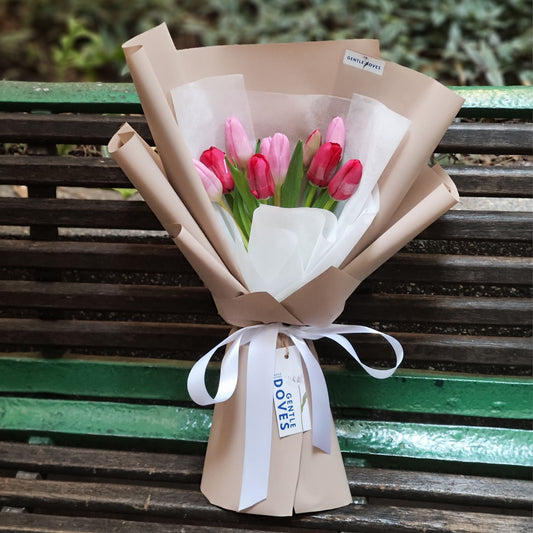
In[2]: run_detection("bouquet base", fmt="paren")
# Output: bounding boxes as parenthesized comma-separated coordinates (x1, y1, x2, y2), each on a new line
(200, 342, 352, 516)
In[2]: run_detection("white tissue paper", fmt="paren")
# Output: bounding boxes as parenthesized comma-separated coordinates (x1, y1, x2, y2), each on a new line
(171, 75, 410, 301)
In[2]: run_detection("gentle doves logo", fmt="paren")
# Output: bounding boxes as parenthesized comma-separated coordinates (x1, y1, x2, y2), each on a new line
(343, 49, 385, 75)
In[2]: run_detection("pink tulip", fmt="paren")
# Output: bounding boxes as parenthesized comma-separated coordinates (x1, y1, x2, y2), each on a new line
(200, 146, 234, 193)
(306, 142, 342, 187)
(193, 159, 223, 202)
(325, 116, 345, 152)
(303, 129, 322, 167)
(328, 159, 363, 200)
(247, 154, 275, 200)
(225, 117, 254, 169)
(260, 133, 290, 186)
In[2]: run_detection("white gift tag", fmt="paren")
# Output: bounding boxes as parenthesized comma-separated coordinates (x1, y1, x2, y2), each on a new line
(273, 346, 312, 438)
(343, 49, 385, 76)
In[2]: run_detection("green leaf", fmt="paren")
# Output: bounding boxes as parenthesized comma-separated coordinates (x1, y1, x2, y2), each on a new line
(280, 140, 304, 208)
(227, 160, 260, 218)
(233, 193, 251, 246)
(113, 188, 137, 199)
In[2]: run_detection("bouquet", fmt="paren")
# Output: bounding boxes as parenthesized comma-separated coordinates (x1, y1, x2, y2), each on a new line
(109, 23, 464, 516)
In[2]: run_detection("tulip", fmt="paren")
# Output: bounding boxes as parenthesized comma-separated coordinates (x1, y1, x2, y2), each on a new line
(260, 133, 290, 186)
(303, 129, 321, 167)
(247, 154, 275, 200)
(306, 142, 342, 188)
(225, 117, 254, 169)
(328, 159, 363, 200)
(325, 116, 345, 152)
(200, 146, 234, 193)
(193, 159, 223, 203)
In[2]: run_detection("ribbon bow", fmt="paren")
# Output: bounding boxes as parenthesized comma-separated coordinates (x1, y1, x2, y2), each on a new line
(187, 323, 403, 510)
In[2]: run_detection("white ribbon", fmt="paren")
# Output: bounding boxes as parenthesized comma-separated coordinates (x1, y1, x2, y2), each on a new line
(187, 323, 403, 511)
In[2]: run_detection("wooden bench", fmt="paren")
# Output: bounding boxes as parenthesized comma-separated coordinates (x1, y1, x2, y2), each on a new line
(0, 81, 531, 532)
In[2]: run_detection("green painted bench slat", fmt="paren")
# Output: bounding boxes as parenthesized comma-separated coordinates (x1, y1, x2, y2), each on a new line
(0, 355, 530, 419)
(1, 81, 532, 118)
(1, 397, 531, 470)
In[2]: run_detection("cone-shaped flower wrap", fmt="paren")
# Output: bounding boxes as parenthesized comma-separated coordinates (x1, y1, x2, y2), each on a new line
(108, 23, 464, 517)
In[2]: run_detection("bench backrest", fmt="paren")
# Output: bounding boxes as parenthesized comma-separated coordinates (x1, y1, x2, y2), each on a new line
(0, 82, 531, 477)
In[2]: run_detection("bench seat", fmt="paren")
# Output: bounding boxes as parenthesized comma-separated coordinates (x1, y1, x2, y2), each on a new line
(0, 81, 531, 531)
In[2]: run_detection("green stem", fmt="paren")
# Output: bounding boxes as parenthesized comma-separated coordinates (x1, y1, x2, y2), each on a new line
(322, 197, 337, 212)
(218, 200, 249, 247)
(304, 183, 318, 207)
(274, 185, 281, 207)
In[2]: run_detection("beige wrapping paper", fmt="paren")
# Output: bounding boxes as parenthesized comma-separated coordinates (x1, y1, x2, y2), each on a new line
(108, 23, 464, 516)
(201, 341, 351, 516)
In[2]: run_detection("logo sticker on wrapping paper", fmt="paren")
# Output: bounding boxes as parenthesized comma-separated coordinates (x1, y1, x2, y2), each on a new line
(273, 346, 312, 438)
(343, 49, 385, 75)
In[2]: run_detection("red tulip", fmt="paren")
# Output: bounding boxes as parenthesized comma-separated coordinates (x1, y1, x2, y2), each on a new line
(328, 159, 363, 200)
(247, 154, 275, 200)
(306, 142, 342, 187)
(200, 146, 234, 193)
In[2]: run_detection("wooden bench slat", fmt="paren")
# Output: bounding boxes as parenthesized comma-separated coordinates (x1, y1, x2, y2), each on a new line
(0, 280, 214, 314)
(1, 397, 531, 467)
(1, 321, 530, 366)
(0, 155, 130, 188)
(344, 293, 531, 325)
(0, 319, 226, 353)
(1, 239, 530, 286)
(1, 112, 531, 154)
(0, 513, 261, 533)
(0, 239, 192, 272)
(0, 112, 152, 145)
(0, 355, 530, 418)
(348, 466, 533, 510)
(2, 155, 531, 198)
(439, 123, 533, 155)
(0, 477, 530, 533)
(1, 441, 530, 509)
(0, 198, 160, 230)
(1, 280, 530, 325)
(443, 165, 533, 198)
(419, 210, 533, 241)
(372, 253, 532, 285)
(2, 198, 531, 241)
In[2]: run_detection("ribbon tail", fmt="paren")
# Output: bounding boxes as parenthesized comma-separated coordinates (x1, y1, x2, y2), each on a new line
(290, 335, 332, 455)
(238, 324, 279, 510)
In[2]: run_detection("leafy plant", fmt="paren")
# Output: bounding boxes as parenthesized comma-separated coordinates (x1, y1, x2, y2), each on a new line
(0, 0, 530, 85)
(52, 17, 121, 81)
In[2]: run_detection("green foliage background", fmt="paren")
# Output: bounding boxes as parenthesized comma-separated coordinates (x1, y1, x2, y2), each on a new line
(1, 0, 531, 85)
